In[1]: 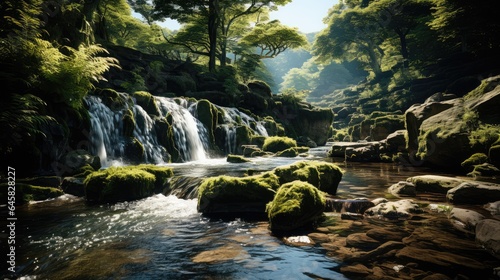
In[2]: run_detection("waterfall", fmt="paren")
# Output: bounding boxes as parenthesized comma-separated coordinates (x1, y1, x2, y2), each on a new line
(86, 95, 209, 165)
(156, 97, 208, 161)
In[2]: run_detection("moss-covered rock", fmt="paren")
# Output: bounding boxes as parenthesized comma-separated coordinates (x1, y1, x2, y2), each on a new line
(124, 137, 145, 164)
(273, 161, 343, 195)
(266, 180, 326, 232)
(227, 154, 251, 163)
(196, 99, 218, 144)
(60, 149, 101, 177)
(133, 91, 161, 116)
(122, 109, 135, 137)
(84, 165, 172, 203)
(461, 153, 488, 172)
(155, 115, 180, 162)
(262, 136, 297, 153)
(275, 148, 299, 157)
(197, 172, 280, 216)
(0, 183, 64, 205)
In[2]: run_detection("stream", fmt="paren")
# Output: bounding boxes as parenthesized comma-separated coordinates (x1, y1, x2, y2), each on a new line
(5, 148, 485, 279)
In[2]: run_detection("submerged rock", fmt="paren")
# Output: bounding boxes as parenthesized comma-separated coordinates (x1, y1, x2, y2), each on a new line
(388, 181, 417, 197)
(407, 175, 464, 194)
(364, 199, 423, 220)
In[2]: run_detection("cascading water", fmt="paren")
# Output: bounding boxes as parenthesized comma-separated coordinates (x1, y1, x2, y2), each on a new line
(156, 97, 209, 161)
(86, 94, 210, 165)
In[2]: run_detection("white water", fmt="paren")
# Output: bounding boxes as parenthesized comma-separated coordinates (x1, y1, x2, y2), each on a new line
(87, 93, 272, 164)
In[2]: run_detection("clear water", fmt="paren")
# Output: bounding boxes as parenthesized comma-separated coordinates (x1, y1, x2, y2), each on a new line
(6, 150, 478, 279)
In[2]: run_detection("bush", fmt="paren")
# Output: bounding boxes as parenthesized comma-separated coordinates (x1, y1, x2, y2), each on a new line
(266, 180, 325, 232)
(262, 136, 297, 153)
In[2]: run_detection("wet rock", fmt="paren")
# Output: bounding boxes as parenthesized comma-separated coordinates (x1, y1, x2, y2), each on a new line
(340, 263, 372, 278)
(447, 181, 500, 204)
(372, 198, 389, 205)
(395, 246, 489, 277)
(346, 241, 405, 262)
(449, 208, 485, 235)
(328, 142, 374, 157)
(484, 201, 500, 215)
(283, 235, 315, 246)
(346, 233, 381, 250)
(61, 177, 85, 197)
(60, 149, 101, 176)
(366, 228, 410, 243)
(407, 175, 464, 194)
(307, 232, 332, 243)
(341, 212, 364, 220)
(191, 244, 250, 263)
(385, 130, 407, 153)
(476, 219, 500, 259)
(325, 198, 375, 213)
(388, 181, 417, 197)
(226, 154, 250, 163)
(364, 199, 423, 220)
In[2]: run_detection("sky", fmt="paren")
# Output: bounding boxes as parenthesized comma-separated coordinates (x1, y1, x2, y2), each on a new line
(153, 0, 337, 34)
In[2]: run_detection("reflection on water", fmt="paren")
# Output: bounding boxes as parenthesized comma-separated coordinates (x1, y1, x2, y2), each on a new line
(8, 150, 482, 279)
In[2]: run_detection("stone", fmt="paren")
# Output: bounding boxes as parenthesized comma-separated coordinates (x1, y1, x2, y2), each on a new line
(325, 198, 375, 213)
(407, 175, 465, 194)
(388, 181, 417, 197)
(61, 177, 85, 197)
(449, 208, 485, 235)
(61, 149, 101, 176)
(385, 130, 407, 153)
(191, 244, 250, 263)
(366, 228, 410, 243)
(346, 233, 381, 250)
(340, 263, 372, 277)
(226, 154, 250, 163)
(364, 199, 423, 220)
(476, 219, 500, 259)
(267, 181, 325, 232)
(283, 235, 315, 246)
(447, 181, 500, 204)
(395, 246, 489, 277)
(484, 201, 500, 215)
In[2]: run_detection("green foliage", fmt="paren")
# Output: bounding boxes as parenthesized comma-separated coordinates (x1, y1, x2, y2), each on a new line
(262, 136, 297, 153)
(278, 88, 310, 106)
(469, 124, 500, 150)
(266, 180, 325, 232)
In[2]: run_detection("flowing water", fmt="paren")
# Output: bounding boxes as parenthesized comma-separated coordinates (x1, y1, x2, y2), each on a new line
(8, 150, 465, 280)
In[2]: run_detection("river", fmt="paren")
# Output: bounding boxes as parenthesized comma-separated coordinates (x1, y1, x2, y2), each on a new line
(7, 148, 479, 279)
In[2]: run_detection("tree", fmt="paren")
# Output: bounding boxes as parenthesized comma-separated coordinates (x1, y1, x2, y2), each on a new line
(151, 0, 291, 72)
(429, 0, 500, 53)
(314, 6, 387, 76)
(369, 0, 432, 67)
(240, 20, 308, 59)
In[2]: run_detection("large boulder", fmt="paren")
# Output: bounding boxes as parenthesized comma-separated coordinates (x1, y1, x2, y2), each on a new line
(447, 181, 500, 204)
(407, 175, 465, 194)
(287, 107, 334, 146)
(197, 172, 279, 216)
(449, 208, 486, 235)
(60, 149, 101, 177)
(273, 161, 343, 195)
(84, 165, 173, 203)
(266, 180, 325, 232)
(404, 99, 459, 152)
(475, 219, 500, 259)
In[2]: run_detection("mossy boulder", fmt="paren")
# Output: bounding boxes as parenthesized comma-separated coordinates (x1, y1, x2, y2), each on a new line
(196, 99, 218, 144)
(275, 147, 299, 157)
(197, 172, 280, 216)
(0, 183, 64, 205)
(262, 136, 297, 153)
(124, 137, 145, 164)
(60, 149, 101, 177)
(133, 91, 161, 116)
(266, 180, 326, 232)
(461, 153, 489, 172)
(122, 109, 136, 137)
(227, 154, 251, 163)
(155, 115, 180, 162)
(84, 165, 173, 203)
(273, 161, 343, 195)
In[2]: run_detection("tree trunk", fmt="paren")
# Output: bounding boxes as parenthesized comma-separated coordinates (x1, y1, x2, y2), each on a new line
(207, 0, 218, 72)
(398, 31, 409, 68)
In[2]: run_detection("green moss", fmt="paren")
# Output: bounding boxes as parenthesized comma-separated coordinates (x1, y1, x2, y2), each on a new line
(262, 136, 297, 153)
(273, 161, 343, 195)
(135, 164, 174, 193)
(133, 91, 160, 116)
(227, 154, 251, 163)
(0, 183, 64, 205)
(197, 172, 280, 213)
(196, 99, 218, 144)
(275, 148, 299, 157)
(266, 180, 326, 232)
(122, 109, 135, 137)
(84, 166, 160, 203)
(461, 153, 488, 171)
